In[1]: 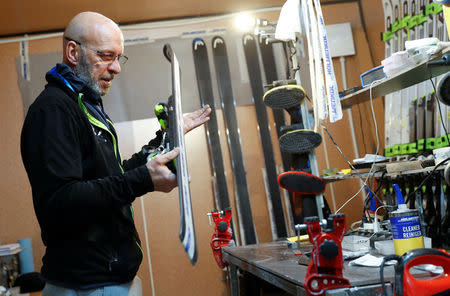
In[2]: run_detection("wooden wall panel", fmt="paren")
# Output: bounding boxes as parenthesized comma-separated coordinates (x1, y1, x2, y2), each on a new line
(361, 0, 386, 66)
(0, 37, 62, 276)
(236, 105, 273, 243)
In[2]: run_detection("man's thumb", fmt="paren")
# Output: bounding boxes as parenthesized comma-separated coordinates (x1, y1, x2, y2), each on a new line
(159, 147, 180, 164)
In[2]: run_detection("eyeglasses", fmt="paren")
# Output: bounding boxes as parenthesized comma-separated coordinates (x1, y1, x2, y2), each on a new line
(64, 37, 128, 65)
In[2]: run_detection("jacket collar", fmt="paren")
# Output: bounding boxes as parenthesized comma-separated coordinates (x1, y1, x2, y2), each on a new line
(45, 63, 102, 105)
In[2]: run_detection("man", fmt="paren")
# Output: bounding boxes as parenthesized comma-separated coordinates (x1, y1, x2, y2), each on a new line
(20, 12, 211, 295)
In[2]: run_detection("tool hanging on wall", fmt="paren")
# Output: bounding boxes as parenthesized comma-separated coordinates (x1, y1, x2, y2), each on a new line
(258, 33, 297, 236)
(277, 171, 325, 195)
(263, 84, 306, 109)
(261, 43, 321, 221)
(207, 209, 234, 269)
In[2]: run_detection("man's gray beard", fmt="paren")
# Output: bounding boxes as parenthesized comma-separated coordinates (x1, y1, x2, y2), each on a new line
(75, 50, 105, 96)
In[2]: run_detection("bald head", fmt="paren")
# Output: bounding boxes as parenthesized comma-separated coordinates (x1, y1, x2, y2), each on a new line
(63, 12, 124, 96)
(62, 12, 124, 68)
(64, 12, 122, 45)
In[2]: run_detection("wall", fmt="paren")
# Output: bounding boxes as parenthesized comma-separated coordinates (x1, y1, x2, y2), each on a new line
(0, 2, 386, 295)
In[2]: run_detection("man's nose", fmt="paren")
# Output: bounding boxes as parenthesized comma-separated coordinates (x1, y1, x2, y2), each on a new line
(108, 58, 121, 74)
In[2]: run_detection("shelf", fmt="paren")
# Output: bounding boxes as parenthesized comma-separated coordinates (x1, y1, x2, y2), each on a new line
(340, 47, 450, 109)
(322, 162, 442, 183)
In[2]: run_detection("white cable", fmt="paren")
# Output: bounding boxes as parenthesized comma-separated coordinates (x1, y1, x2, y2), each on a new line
(139, 198, 156, 296)
(373, 205, 389, 232)
(335, 79, 383, 214)
(335, 183, 366, 213)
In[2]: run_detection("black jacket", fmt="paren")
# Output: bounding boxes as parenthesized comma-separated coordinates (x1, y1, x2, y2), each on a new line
(20, 64, 154, 289)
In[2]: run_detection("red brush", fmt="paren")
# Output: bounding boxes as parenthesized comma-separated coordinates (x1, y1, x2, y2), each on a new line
(278, 171, 325, 194)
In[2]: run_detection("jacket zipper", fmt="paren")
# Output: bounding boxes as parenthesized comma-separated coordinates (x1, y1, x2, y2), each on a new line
(77, 93, 143, 258)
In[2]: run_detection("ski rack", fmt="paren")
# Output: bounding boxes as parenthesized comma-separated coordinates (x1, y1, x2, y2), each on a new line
(292, 42, 325, 221)
(254, 19, 325, 221)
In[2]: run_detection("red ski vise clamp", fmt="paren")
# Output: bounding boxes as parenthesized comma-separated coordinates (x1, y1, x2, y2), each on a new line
(208, 208, 233, 269)
(302, 214, 350, 296)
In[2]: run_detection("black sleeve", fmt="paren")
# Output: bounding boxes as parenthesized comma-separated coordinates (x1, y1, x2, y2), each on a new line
(122, 151, 147, 171)
(20, 102, 153, 224)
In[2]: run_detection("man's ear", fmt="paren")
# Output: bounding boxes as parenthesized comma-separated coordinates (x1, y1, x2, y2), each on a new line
(66, 41, 78, 65)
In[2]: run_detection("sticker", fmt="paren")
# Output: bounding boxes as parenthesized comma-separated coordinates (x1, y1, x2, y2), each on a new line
(124, 36, 154, 46)
(181, 27, 226, 38)
(313, 0, 343, 122)
(390, 214, 422, 239)
(20, 39, 30, 81)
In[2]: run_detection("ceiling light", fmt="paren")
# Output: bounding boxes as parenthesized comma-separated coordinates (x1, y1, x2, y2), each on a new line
(234, 13, 256, 32)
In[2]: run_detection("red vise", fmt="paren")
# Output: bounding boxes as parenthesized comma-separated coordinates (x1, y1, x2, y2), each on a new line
(304, 214, 351, 296)
(210, 208, 233, 269)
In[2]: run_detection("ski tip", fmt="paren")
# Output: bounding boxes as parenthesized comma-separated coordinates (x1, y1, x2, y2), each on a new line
(163, 44, 173, 62)
(189, 249, 198, 266)
(193, 38, 205, 50)
(243, 34, 254, 45)
(212, 36, 224, 48)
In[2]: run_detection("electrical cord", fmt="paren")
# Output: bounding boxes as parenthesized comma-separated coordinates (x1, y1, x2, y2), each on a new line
(373, 204, 396, 232)
(380, 254, 401, 296)
(362, 175, 387, 223)
(430, 77, 450, 138)
(325, 126, 384, 213)
(332, 79, 383, 214)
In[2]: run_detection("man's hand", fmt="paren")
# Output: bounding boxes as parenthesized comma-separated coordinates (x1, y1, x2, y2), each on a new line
(146, 148, 179, 192)
(183, 105, 211, 134)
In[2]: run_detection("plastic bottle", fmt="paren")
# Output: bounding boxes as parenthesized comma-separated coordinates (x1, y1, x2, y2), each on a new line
(389, 184, 424, 255)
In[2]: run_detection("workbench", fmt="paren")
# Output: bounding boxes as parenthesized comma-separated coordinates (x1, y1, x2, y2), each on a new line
(223, 241, 394, 296)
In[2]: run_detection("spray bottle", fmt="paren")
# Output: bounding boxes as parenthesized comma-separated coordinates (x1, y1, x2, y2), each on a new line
(390, 184, 424, 255)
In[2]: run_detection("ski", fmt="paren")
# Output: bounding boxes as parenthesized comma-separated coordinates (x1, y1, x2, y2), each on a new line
(192, 38, 231, 211)
(212, 36, 257, 245)
(258, 37, 291, 172)
(242, 34, 287, 239)
(192, 38, 238, 243)
(163, 44, 198, 264)
(259, 37, 296, 235)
